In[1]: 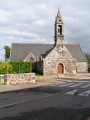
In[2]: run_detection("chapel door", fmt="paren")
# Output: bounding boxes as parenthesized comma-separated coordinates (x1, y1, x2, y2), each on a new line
(57, 64, 63, 74)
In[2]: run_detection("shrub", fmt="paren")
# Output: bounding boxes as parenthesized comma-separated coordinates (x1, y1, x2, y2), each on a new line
(0, 61, 32, 74)
(88, 64, 90, 73)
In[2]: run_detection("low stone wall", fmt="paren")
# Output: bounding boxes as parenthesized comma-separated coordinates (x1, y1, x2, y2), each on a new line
(4, 73, 35, 85)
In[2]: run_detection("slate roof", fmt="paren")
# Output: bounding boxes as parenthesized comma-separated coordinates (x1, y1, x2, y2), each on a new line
(10, 43, 54, 61)
(10, 43, 87, 62)
(65, 44, 87, 62)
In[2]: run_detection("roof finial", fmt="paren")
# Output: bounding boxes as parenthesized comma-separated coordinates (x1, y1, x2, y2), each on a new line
(57, 8, 61, 17)
(57, 8, 63, 21)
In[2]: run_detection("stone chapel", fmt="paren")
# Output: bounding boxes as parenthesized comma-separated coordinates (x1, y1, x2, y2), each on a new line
(10, 9, 88, 75)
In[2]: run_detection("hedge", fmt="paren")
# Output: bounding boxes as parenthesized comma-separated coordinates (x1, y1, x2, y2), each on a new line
(0, 61, 32, 74)
(0, 62, 12, 74)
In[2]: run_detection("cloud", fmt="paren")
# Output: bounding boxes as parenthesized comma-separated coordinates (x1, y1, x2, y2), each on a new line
(0, 9, 13, 23)
(33, 20, 46, 26)
(0, 29, 38, 38)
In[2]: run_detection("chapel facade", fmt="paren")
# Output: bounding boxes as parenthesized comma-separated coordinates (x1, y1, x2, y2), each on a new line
(10, 9, 88, 75)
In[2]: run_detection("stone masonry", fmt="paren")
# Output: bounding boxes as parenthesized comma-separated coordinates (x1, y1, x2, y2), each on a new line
(77, 62, 88, 73)
(43, 46, 77, 75)
(4, 73, 35, 85)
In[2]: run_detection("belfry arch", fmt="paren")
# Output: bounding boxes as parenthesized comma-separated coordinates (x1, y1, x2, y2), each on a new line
(58, 25, 62, 35)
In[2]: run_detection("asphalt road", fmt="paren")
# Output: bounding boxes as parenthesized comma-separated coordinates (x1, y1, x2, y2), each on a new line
(1, 78, 90, 120)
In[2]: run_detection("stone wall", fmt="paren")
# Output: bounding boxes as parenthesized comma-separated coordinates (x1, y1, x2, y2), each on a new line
(43, 46, 77, 75)
(4, 73, 35, 85)
(77, 62, 88, 73)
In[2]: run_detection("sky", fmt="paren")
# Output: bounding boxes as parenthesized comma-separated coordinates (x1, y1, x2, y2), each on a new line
(0, 0, 90, 61)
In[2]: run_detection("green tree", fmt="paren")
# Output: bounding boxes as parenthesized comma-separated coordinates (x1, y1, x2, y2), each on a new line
(85, 53, 90, 73)
(4, 46, 10, 61)
(85, 53, 90, 63)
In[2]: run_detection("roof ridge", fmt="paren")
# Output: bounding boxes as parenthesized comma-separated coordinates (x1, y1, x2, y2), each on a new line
(64, 44, 80, 45)
(12, 43, 80, 45)
(12, 43, 54, 45)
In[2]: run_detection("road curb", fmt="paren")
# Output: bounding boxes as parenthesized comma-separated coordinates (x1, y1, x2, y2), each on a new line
(0, 86, 43, 94)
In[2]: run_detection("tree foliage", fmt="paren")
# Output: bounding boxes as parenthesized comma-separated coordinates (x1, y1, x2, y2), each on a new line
(4, 46, 10, 61)
(85, 53, 90, 72)
(85, 54, 90, 63)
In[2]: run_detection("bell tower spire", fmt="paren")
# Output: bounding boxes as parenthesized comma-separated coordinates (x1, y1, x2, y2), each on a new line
(54, 8, 64, 46)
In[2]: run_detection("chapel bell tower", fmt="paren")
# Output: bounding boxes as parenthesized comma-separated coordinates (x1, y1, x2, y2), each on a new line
(55, 9, 64, 46)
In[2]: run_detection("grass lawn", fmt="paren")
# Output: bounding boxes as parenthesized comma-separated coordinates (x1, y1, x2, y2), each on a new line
(35, 73, 42, 76)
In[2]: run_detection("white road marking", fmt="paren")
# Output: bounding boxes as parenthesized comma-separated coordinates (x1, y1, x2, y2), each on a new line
(65, 89, 78, 95)
(69, 83, 83, 88)
(58, 83, 74, 87)
(50, 82, 65, 86)
(50, 84, 58, 86)
(77, 90, 90, 96)
(81, 84, 90, 88)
